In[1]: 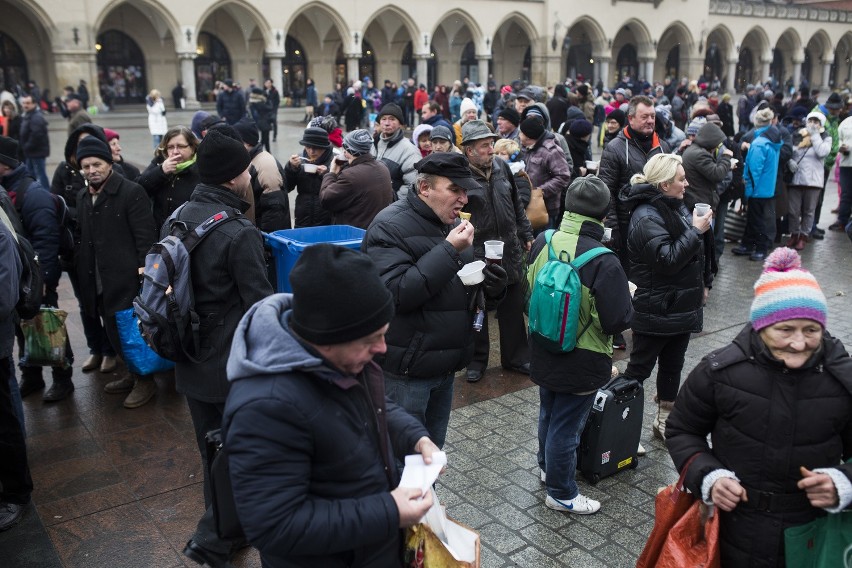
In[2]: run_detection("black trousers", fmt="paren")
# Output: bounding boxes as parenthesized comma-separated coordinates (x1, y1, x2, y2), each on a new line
(471, 281, 530, 371)
(185, 396, 242, 555)
(0, 356, 32, 505)
(625, 332, 692, 402)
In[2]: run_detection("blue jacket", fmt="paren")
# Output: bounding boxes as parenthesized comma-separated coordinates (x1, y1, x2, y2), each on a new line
(19, 108, 50, 159)
(223, 294, 428, 567)
(420, 113, 453, 131)
(216, 89, 246, 125)
(744, 126, 782, 199)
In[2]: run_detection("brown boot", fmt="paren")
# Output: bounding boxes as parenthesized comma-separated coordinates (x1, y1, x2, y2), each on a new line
(785, 233, 799, 247)
(794, 233, 806, 251)
(123, 376, 157, 409)
(652, 400, 675, 440)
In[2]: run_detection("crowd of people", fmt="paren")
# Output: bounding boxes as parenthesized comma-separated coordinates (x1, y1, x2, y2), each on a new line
(0, 71, 850, 568)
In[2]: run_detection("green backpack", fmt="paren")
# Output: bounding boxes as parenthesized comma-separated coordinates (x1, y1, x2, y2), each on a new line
(528, 230, 614, 353)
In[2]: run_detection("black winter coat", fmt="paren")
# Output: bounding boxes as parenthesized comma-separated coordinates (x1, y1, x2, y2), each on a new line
(137, 157, 201, 231)
(625, 184, 711, 336)
(284, 147, 334, 228)
(74, 172, 156, 317)
(464, 158, 534, 285)
(19, 109, 49, 158)
(363, 190, 477, 378)
(667, 325, 852, 568)
(171, 184, 273, 403)
(682, 123, 731, 211)
(216, 89, 246, 125)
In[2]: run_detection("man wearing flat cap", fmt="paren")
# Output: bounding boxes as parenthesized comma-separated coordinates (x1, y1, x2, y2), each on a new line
(320, 129, 393, 229)
(222, 244, 440, 567)
(460, 120, 534, 383)
(173, 127, 273, 568)
(372, 103, 420, 198)
(364, 152, 508, 448)
(74, 136, 158, 407)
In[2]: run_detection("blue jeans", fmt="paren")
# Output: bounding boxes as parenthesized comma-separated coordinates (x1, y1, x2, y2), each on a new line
(538, 387, 595, 500)
(152, 134, 162, 149)
(24, 157, 49, 190)
(384, 372, 454, 449)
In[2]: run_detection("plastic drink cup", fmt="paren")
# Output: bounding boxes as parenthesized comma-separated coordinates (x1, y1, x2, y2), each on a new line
(694, 203, 711, 217)
(603, 227, 612, 241)
(484, 240, 504, 265)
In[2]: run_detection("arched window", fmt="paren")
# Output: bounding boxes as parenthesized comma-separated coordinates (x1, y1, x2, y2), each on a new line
(334, 41, 376, 86)
(703, 44, 722, 83)
(402, 42, 437, 87)
(460, 41, 477, 82)
(96, 30, 146, 104)
(194, 32, 231, 102)
(0, 33, 27, 93)
(668, 45, 681, 80)
(801, 50, 813, 89)
(770, 48, 785, 87)
(736, 48, 754, 92)
(616, 44, 638, 83)
(263, 35, 307, 101)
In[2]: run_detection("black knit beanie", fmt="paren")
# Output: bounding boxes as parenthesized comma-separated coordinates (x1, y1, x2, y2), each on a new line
(197, 128, 251, 184)
(76, 136, 113, 164)
(564, 175, 610, 219)
(290, 244, 394, 346)
(520, 117, 545, 140)
(233, 119, 260, 146)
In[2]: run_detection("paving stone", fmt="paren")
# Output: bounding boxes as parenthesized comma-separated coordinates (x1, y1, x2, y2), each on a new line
(485, 502, 535, 530)
(510, 545, 568, 568)
(479, 522, 527, 554)
(519, 523, 572, 553)
(560, 522, 607, 551)
(496, 483, 540, 509)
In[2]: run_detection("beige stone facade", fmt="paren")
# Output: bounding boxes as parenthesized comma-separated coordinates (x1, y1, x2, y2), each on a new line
(2, 0, 852, 106)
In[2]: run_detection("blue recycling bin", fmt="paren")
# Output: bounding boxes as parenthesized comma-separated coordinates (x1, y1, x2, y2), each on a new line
(265, 225, 367, 292)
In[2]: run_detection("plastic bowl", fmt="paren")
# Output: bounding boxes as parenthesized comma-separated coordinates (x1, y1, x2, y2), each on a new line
(457, 260, 486, 286)
(303, 163, 318, 174)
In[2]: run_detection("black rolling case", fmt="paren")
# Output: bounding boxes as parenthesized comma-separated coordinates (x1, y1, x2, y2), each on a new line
(577, 376, 644, 484)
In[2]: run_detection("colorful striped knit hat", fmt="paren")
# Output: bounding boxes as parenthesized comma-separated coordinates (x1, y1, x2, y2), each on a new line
(750, 248, 827, 331)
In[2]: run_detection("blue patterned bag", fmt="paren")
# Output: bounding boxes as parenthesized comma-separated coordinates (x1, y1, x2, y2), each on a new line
(115, 307, 175, 375)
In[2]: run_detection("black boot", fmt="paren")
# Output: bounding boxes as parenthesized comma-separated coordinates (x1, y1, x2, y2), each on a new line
(18, 369, 45, 398)
(43, 369, 74, 402)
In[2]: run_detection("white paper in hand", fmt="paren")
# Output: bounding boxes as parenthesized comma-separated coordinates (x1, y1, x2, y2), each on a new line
(399, 451, 447, 494)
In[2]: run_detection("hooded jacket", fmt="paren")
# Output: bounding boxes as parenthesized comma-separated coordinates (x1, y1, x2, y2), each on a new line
(222, 294, 429, 568)
(247, 143, 291, 232)
(0, 219, 21, 358)
(624, 183, 711, 336)
(524, 134, 573, 212)
(791, 128, 832, 189)
(284, 146, 334, 228)
(371, 128, 419, 199)
(667, 325, 852, 568)
(320, 153, 393, 229)
(682, 123, 731, 210)
(522, 103, 574, 173)
(744, 125, 783, 200)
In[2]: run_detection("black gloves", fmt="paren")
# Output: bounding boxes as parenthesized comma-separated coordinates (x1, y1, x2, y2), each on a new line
(482, 263, 508, 298)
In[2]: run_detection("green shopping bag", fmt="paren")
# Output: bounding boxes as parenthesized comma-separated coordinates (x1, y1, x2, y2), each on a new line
(784, 494, 852, 567)
(20, 307, 68, 367)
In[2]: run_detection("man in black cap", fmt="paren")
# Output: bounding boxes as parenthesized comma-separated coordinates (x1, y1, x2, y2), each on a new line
(0, 136, 72, 402)
(222, 244, 439, 566)
(364, 152, 507, 447)
(496, 107, 521, 141)
(61, 93, 93, 136)
(175, 127, 273, 568)
(372, 103, 420, 198)
(460, 120, 534, 383)
(320, 129, 393, 229)
(18, 95, 52, 189)
(74, 136, 158, 407)
(216, 79, 246, 125)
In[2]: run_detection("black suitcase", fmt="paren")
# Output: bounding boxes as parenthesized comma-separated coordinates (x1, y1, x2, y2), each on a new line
(577, 376, 644, 484)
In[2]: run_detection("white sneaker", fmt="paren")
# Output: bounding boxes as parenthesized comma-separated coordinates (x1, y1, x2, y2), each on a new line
(637, 442, 647, 456)
(540, 469, 546, 483)
(545, 493, 601, 514)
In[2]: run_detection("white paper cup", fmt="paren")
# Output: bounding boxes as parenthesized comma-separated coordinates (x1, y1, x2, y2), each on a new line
(603, 227, 612, 241)
(585, 160, 599, 172)
(694, 203, 711, 217)
(484, 240, 504, 261)
(303, 163, 318, 174)
(730, 158, 738, 169)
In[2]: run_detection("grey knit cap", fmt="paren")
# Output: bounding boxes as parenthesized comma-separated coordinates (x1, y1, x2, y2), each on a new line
(343, 129, 374, 156)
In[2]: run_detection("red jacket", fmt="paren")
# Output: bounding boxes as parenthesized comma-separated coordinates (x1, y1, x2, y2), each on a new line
(414, 89, 429, 112)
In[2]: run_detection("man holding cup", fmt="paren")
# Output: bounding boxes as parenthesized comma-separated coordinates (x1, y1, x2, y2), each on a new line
(460, 120, 534, 382)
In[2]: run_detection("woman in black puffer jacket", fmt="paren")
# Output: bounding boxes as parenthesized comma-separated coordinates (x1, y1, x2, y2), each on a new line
(137, 126, 201, 231)
(283, 127, 334, 227)
(622, 153, 715, 441)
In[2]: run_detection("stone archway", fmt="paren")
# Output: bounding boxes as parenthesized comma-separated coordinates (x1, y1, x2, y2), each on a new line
(492, 13, 535, 85)
(362, 6, 418, 85)
(431, 10, 482, 85)
(284, 4, 348, 95)
(0, 1, 55, 95)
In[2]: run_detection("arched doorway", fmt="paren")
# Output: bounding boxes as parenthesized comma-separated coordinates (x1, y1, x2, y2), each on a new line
(566, 36, 593, 81)
(667, 46, 681, 79)
(402, 42, 437, 87)
(703, 43, 723, 83)
(96, 30, 146, 105)
(263, 35, 307, 102)
(0, 33, 28, 93)
(460, 42, 477, 82)
(194, 32, 231, 102)
(616, 45, 638, 83)
(736, 47, 754, 92)
(334, 41, 376, 86)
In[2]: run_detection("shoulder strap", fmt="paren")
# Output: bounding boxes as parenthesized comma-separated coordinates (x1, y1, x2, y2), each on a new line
(181, 210, 242, 253)
(570, 246, 614, 269)
(544, 229, 556, 260)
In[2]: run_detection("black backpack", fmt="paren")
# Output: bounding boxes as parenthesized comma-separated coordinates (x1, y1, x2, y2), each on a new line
(0, 188, 43, 319)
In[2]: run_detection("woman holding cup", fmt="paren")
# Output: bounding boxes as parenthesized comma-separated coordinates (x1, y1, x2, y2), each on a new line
(284, 126, 334, 227)
(622, 153, 716, 443)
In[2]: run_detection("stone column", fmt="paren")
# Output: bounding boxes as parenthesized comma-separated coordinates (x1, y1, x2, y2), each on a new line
(179, 53, 200, 109)
(267, 55, 284, 94)
(599, 58, 611, 91)
(346, 53, 360, 84)
(725, 59, 737, 93)
(641, 59, 655, 84)
(822, 61, 832, 90)
(760, 59, 771, 86)
(477, 56, 491, 84)
(415, 54, 429, 88)
(792, 59, 803, 92)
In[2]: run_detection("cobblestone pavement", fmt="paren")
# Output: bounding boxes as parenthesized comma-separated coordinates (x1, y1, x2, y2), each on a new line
(2, 107, 850, 567)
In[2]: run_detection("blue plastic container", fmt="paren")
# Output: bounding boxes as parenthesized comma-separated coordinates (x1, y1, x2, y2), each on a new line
(265, 225, 366, 292)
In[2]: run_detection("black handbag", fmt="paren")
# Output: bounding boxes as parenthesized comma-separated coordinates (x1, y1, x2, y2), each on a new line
(204, 429, 245, 540)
